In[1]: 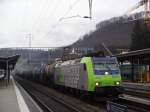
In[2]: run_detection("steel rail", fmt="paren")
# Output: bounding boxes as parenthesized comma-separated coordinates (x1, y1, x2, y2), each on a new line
(16, 77, 81, 112)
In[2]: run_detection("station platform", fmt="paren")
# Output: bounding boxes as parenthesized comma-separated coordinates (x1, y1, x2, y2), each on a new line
(123, 82, 150, 90)
(0, 77, 42, 112)
(121, 94, 150, 106)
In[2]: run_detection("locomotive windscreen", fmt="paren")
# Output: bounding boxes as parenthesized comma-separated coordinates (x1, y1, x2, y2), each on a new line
(92, 57, 120, 75)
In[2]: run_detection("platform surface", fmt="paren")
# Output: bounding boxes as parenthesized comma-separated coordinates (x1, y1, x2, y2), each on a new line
(0, 77, 42, 112)
(121, 94, 150, 105)
(123, 82, 150, 90)
(0, 79, 20, 112)
(123, 82, 150, 86)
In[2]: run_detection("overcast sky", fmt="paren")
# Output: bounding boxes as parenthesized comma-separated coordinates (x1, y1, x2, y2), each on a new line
(0, 0, 140, 48)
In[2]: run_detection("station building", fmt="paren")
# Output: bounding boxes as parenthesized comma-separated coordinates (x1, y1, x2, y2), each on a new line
(116, 48, 150, 83)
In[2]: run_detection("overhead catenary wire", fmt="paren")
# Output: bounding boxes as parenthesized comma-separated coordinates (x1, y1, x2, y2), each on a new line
(27, 0, 62, 47)
(59, 0, 81, 21)
(42, 0, 81, 38)
(50, 0, 81, 29)
(21, 0, 28, 32)
(31, 0, 51, 34)
(23, 0, 30, 33)
(59, 15, 82, 21)
(31, 0, 63, 37)
(22, 0, 34, 47)
(31, 0, 58, 35)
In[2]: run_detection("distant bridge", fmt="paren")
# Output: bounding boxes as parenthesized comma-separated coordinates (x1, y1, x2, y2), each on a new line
(0, 47, 65, 64)
(0, 47, 65, 51)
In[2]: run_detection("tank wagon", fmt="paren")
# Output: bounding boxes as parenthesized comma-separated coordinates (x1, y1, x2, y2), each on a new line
(54, 56, 122, 96)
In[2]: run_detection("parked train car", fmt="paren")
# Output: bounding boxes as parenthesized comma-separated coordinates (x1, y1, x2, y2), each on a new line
(32, 64, 47, 82)
(54, 56, 122, 96)
(16, 63, 55, 85)
(44, 64, 55, 85)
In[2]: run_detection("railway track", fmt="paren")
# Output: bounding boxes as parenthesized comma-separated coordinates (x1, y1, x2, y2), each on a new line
(28, 88, 80, 112)
(15, 76, 150, 112)
(16, 78, 81, 112)
(15, 76, 103, 112)
(26, 89, 54, 112)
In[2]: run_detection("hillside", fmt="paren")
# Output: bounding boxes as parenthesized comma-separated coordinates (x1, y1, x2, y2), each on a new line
(71, 12, 145, 54)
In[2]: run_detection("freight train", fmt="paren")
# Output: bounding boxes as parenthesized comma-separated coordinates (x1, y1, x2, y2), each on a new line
(16, 56, 123, 97)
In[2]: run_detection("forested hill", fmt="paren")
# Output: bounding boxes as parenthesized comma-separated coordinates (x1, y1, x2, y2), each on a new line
(71, 12, 145, 53)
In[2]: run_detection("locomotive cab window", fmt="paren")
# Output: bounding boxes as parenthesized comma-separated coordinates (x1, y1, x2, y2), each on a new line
(92, 57, 120, 75)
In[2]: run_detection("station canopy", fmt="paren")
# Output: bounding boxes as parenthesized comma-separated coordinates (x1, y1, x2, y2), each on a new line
(115, 48, 150, 64)
(0, 55, 20, 70)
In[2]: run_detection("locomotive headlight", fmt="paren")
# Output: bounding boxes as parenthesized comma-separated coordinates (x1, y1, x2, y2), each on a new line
(105, 72, 109, 75)
(96, 82, 99, 86)
(116, 81, 120, 85)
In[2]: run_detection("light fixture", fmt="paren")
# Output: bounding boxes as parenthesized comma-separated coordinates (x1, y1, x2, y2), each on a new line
(116, 81, 120, 85)
(105, 72, 109, 75)
(96, 82, 99, 86)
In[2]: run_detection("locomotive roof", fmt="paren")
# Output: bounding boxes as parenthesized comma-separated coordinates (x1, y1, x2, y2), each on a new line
(61, 51, 105, 61)
(55, 56, 117, 67)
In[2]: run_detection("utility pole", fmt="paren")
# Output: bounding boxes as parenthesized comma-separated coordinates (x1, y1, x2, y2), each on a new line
(28, 33, 32, 48)
(89, 0, 92, 19)
(26, 33, 32, 64)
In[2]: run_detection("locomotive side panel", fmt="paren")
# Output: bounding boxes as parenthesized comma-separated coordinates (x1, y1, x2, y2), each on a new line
(54, 64, 88, 91)
(77, 64, 88, 91)
(64, 65, 79, 89)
